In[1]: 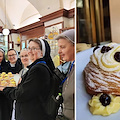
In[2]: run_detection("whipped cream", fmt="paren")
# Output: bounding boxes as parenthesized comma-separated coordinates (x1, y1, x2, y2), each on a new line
(91, 43, 120, 71)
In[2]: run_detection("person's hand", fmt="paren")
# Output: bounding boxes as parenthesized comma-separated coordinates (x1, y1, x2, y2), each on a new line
(0, 86, 5, 91)
(18, 78, 22, 84)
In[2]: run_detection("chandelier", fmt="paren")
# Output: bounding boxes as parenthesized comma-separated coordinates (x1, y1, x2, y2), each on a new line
(2, 0, 10, 35)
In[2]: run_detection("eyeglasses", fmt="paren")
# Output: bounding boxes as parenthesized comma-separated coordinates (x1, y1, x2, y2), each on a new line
(27, 47, 40, 51)
(8, 54, 17, 57)
(0, 56, 3, 58)
(20, 55, 28, 58)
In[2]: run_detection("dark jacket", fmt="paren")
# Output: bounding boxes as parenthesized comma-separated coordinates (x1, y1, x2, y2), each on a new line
(0, 57, 8, 73)
(3, 58, 52, 120)
(0, 92, 13, 120)
(0, 58, 13, 120)
(7, 58, 23, 74)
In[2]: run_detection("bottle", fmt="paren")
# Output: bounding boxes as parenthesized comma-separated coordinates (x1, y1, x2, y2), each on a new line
(58, 104, 63, 116)
(56, 93, 62, 100)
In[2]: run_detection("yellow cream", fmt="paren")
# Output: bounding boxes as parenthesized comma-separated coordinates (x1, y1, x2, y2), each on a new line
(4, 74, 8, 77)
(10, 78, 14, 81)
(1, 72, 6, 75)
(89, 93, 120, 116)
(11, 81, 16, 84)
(10, 79, 16, 85)
(8, 72, 12, 75)
(0, 74, 4, 77)
(4, 77, 9, 80)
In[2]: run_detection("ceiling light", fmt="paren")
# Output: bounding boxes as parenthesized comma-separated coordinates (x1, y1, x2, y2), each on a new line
(2, 28, 10, 35)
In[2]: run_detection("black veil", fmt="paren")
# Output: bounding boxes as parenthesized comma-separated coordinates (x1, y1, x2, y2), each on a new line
(42, 39, 55, 72)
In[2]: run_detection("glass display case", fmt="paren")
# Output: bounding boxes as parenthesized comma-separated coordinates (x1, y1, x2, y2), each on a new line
(77, 0, 111, 46)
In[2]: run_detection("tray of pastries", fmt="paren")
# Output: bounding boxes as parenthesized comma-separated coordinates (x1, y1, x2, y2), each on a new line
(0, 72, 20, 87)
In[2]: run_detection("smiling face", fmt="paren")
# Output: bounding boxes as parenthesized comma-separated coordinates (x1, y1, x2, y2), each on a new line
(7, 50, 18, 64)
(0, 51, 4, 63)
(20, 50, 30, 68)
(58, 38, 75, 62)
(28, 41, 43, 62)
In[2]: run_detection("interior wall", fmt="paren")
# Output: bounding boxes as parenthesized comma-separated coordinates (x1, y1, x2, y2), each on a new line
(0, 6, 4, 27)
(28, 0, 61, 16)
(44, 17, 74, 30)
(44, 17, 63, 27)
(110, 0, 120, 43)
(20, 25, 45, 41)
(11, 33, 20, 52)
(63, 17, 74, 28)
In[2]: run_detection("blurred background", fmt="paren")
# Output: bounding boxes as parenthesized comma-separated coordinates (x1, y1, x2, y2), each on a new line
(76, 0, 119, 52)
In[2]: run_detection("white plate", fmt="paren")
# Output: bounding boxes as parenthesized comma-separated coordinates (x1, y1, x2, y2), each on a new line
(14, 74, 21, 86)
(76, 48, 120, 120)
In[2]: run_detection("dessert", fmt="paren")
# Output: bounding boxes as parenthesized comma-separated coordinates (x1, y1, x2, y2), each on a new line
(0, 72, 16, 87)
(1, 72, 6, 75)
(4, 77, 9, 80)
(8, 72, 14, 77)
(84, 43, 120, 95)
(0, 77, 2, 80)
(9, 78, 16, 87)
(1, 80, 8, 86)
(84, 43, 120, 116)
(4, 74, 8, 77)
(1, 74, 5, 78)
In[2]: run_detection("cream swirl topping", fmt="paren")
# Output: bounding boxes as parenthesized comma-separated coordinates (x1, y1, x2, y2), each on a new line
(91, 43, 120, 71)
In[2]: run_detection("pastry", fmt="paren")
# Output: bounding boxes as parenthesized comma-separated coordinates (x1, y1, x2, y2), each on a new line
(1, 80, 8, 86)
(8, 72, 14, 77)
(0, 77, 3, 80)
(9, 78, 16, 87)
(1, 72, 6, 75)
(0, 72, 16, 87)
(4, 77, 9, 80)
(4, 74, 8, 77)
(84, 43, 120, 116)
(1, 74, 5, 78)
(0, 72, 7, 78)
(84, 43, 120, 95)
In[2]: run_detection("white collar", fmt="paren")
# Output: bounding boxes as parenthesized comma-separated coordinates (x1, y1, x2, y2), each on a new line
(10, 63, 15, 67)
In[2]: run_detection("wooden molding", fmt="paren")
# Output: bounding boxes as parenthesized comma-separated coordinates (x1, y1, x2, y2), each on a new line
(10, 29, 18, 34)
(17, 21, 44, 33)
(40, 8, 75, 23)
(40, 9, 68, 23)
(0, 26, 3, 32)
(20, 25, 45, 41)
(68, 8, 75, 18)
